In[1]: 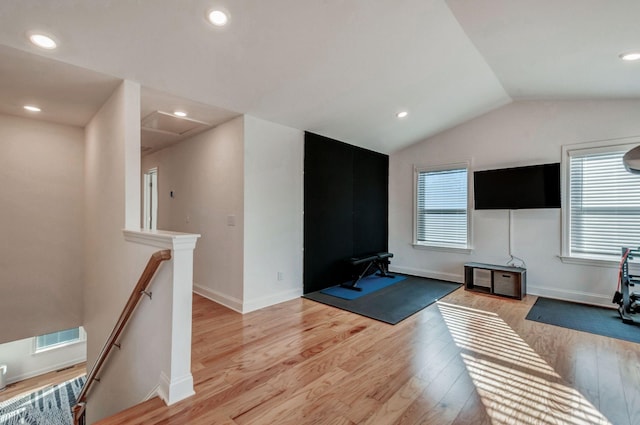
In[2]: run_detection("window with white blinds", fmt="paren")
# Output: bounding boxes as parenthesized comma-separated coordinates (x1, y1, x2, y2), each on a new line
(568, 147, 640, 259)
(35, 327, 84, 352)
(415, 165, 469, 249)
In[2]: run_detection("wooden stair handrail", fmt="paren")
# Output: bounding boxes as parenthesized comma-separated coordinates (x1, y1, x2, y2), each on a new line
(73, 249, 172, 425)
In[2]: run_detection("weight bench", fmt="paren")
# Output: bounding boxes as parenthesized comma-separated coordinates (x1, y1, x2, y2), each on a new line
(341, 252, 394, 291)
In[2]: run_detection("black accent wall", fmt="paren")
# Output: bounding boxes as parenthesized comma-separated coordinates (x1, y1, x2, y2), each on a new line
(304, 132, 389, 294)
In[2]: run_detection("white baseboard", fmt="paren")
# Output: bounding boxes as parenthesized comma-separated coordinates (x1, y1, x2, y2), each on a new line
(390, 266, 614, 308)
(157, 371, 195, 406)
(143, 384, 160, 402)
(241, 288, 303, 313)
(389, 265, 462, 283)
(193, 283, 302, 314)
(7, 356, 87, 385)
(193, 284, 243, 313)
(528, 285, 615, 308)
(157, 372, 170, 405)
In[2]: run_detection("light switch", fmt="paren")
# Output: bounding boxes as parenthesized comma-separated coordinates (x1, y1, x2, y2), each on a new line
(227, 215, 236, 226)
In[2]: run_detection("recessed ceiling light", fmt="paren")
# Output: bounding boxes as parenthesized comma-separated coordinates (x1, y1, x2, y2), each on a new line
(620, 52, 640, 61)
(396, 111, 408, 119)
(207, 10, 229, 27)
(24, 105, 41, 112)
(28, 33, 57, 50)
(173, 111, 187, 117)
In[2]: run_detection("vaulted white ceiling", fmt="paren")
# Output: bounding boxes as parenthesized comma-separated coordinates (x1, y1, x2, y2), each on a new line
(0, 0, 638, 154)
(448, 0, 640, 100)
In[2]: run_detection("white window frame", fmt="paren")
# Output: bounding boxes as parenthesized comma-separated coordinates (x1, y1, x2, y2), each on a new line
(560, 136, 640, 267)
(33, 327, 86, 354)
(413, 161, 472, 253)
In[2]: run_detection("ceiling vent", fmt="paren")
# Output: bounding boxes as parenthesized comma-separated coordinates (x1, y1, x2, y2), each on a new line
(141, 110, 211, 136)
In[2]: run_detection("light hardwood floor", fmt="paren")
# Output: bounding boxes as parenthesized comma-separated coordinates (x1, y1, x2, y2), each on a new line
(0, 362, 86, 403)
(96, 288, 640, 425)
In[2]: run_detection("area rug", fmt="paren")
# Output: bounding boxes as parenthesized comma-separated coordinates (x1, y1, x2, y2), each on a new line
(0, 375, 86, 425)
(526, 297, 640, 344)
(304, 275, 461, 324)
(319, 274, 407, 300)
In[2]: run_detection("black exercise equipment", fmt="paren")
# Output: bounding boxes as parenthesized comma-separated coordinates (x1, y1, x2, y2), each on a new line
(613, 247, 640, 325)
(341, 252, 394, 291)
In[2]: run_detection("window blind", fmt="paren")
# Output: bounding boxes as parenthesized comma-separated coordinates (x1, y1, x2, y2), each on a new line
(36, 327, 81, 350)
(569, 150, 640, 258)
(416, 167, 468, 248)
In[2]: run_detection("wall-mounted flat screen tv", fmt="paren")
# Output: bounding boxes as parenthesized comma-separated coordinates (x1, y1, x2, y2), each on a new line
(474, 163, 561, 210)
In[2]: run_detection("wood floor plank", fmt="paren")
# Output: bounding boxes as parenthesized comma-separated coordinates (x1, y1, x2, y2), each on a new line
(392, 353, 466, 425)
(369, 333, 452, 404)
(449, 388, 492, 425)
(573, 336, 601, 409)
(95, 289, 640, 425)
(597, 338, 631, 425)
(234, 367, 350, 425)
(618, 340, 640, 425)
(0, 362, 86, 403)
(362, 376, 429, 425)
(419, 362, 481, 425)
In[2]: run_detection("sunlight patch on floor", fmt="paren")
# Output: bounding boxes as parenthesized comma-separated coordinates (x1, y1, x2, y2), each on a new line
(437, 301, 611, 425)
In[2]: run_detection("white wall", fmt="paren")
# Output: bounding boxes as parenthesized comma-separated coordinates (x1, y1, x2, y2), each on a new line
(142, 115, 305, 313)
(390, 100, 640, 306)
(142, 117, 245, 310)
(0, 335, 86, 385)
(243, 116, 304, 312)
(0, 114, 84, 344)
(84, 80, 139, 367)
(84, 80, 185, 423)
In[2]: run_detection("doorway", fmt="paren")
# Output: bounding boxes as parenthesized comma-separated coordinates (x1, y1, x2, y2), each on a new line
(143, 167, 158, 230)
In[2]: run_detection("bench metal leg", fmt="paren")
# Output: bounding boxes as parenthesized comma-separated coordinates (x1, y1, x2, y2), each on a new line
(374, 258, 395, 279)
(341, 261, 374, 291)
(342, 252, 395, 292)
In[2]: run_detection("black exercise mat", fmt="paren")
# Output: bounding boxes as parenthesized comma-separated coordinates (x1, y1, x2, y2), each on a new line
(526, 297, 640, 344)
(303, 275, 461, 325)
